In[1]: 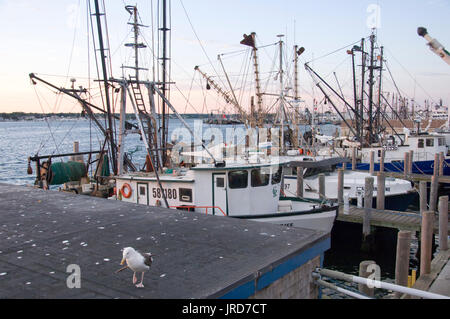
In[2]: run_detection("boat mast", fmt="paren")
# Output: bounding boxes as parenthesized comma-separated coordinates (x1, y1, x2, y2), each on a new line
(92, 0, 117, 174)
(160, 0, 170, 166)
(360, 38, 366, 147)
(367, 32, 376, 145)
(278, 35, 285, 154)
(376, 46, 384, 135)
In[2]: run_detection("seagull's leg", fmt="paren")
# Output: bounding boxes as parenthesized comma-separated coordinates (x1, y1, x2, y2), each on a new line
(136, 272, 145, 288)
(132, 272, 137, 284)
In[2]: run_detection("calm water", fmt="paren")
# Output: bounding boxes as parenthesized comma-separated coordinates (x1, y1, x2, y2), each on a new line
(0, 119, 338, 186)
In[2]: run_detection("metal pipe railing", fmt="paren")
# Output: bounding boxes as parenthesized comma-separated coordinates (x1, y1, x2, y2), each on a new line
(315, 268, 450, 299)
(314, 277, 372, 299)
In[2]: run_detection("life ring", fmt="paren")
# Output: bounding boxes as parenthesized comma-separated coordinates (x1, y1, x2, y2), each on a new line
(299, 148, 304, 155)
(120, 183, 132, 199)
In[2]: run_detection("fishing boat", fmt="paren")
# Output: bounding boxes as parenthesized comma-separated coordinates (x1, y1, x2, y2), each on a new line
(282, 164, 416, 212)
(114, 156, 338, 232)
(303, 30, 450, 179)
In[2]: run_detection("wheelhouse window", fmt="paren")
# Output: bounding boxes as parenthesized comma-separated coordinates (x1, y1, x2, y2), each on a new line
(251, 168, 270, 187)
(271, 166, 282, 184)
(439, 138, 445, 146)
(426, 138, 434, 147)
(228, 170, 248, 189)
(418, 139, 424, 148)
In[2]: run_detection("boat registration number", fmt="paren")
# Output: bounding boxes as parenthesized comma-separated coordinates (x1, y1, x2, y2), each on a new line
(152, 187, 177, 200)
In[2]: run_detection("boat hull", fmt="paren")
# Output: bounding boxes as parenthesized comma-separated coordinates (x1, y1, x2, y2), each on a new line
(342, 160, 450, 176)
(233, 203, 338, 233)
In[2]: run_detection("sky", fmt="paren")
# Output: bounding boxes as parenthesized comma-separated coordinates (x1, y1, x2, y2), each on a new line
(0, 0, 449, 115)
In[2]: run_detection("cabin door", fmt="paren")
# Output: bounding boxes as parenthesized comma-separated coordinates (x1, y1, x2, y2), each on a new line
(213, 174, 227, 216)
(137, 183, 149, 206)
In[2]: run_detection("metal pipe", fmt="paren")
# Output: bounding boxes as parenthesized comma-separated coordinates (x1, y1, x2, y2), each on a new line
(316, 268, 450, 299)
(315, 278, 372, 299)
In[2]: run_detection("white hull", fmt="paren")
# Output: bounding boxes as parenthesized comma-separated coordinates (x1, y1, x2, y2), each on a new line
(247, 210, 336, 233)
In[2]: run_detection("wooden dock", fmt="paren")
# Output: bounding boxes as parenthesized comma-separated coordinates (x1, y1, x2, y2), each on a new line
(337, 205, 450, 234)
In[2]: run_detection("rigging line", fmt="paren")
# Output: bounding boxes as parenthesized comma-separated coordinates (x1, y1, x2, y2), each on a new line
(150, 0, 156, 82)
(88, 0, 108, 125)
(384, 47, 438, 105)
(183, 71, 196, 113)
(178, 0, 228, 91)
(305, 38, 364, 64)
(53, 0, 82, 115)
(32, 86, 60, 155)
(384, 60, 404, 99)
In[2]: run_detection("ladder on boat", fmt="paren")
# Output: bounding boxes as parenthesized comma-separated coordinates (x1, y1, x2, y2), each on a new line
(128, 75, 161, 170)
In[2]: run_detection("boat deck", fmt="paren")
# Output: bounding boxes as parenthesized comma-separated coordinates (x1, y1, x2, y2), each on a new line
(0, 183, 329, 299)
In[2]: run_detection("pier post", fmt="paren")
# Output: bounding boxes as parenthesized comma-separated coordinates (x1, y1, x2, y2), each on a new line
(419, 181, 428, 215)
(395, 231, 412, 298)
(408, 150, 414, 174)
(420, 211, 435, 275)
(439, 152, 445, 176)
(380, 149, 385, 172)
(429, 175, 439, 213)
(376, 172, 385, 210)
(370, 151, 375, 176)
(319, 174, 326, 201)
(404, 152, 409, 178)
(358, 260, 376, 297)
(433, 153, 439, 178)
(352, 148, 357, 171)
(337, 168, 344, 206)
(438, 196, 448, 251)
(296, 167, 304, 198)
(363, 177, 374, 237)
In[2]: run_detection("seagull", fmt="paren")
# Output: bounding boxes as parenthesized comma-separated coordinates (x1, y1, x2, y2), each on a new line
(120, 247, 154, 288)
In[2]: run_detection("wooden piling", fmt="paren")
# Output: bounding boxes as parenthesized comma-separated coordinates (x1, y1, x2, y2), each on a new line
(395, 231, 412, 298)
(438, 196, 448, 251)
(363, 177, 374, 237)
(296, 167, 304, 198)
(419, 181, 427, 215)
(380, 149, 385, 172)
(420, 211, 435, 275)
(358, 260, 376, 297)
(404, 152, 409, 178)
(429, 175, 439, 213)
(439, 152, 445, 176)
(337, 168, 344, 205)
(352, 148, 357, 171)
(408, 150, 414, 174)
(370, 151, 375, 176)
(376, 172, 385, 210)
(433, 153, 440, 178)
(319, 174, 326, 201)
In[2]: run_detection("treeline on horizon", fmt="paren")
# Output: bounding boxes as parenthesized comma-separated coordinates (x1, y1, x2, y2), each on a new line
(0, 112, 238, 121)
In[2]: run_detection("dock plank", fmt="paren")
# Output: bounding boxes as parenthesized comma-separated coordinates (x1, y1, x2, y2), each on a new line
(338, 206, 449, 234)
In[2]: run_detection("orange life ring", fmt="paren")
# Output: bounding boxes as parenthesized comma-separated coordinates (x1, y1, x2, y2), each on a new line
(120, 183, 132, 199)
(299, 148, 304, 155)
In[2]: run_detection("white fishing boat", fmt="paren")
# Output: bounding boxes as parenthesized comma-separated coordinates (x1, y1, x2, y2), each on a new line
(115, 157, 338, 233)
(283, 166, 416, 211)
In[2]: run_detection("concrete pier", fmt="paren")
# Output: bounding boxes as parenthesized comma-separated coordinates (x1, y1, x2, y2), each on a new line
(0, 184, 330, 299)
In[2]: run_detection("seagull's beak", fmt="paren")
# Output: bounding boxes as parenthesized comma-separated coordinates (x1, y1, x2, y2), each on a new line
(120, 258, 126, 265)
